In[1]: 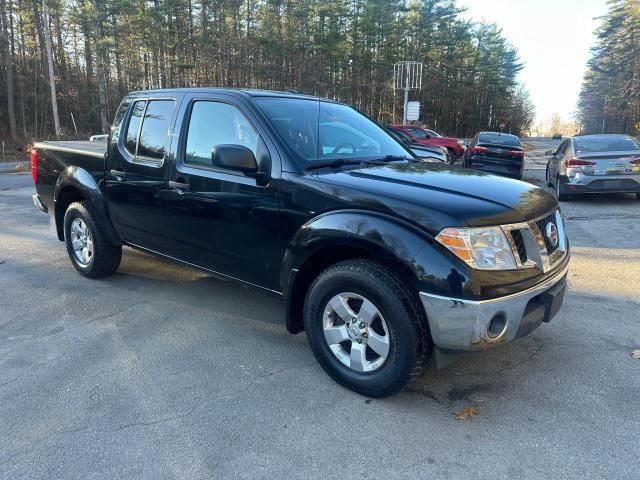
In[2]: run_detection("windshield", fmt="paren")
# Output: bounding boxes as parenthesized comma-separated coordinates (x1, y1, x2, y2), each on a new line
(407, 127, 428, 139)
(478, 133, 520, 147)
(574, 136, 640, 153)
(256, 98, 410, 164)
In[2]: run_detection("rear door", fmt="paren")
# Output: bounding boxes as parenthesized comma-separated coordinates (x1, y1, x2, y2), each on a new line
(163, 93, 282, 290)
(106, 95, 182, 251)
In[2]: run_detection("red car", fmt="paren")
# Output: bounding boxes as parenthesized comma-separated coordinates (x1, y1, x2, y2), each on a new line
(390, 125, 465, 159)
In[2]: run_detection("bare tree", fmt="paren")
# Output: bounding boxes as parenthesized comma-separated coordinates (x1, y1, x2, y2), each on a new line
(42, 0, 60, 137)
(0, 0, 18, 140)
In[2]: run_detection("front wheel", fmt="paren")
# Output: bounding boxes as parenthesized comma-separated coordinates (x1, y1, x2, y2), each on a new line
(63, 201, 122, 278)
(303, 260, 431, 397)
(446, 148, 457, 165)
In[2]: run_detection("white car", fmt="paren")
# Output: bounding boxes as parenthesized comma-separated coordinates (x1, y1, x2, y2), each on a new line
(546, 134, 640, 201)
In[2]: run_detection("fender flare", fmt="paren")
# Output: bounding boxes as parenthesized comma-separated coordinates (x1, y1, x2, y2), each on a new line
(280, 210, 439, 333)
(54, 166, 122, 245)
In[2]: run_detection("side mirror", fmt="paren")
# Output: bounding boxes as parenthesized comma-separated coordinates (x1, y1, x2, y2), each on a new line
(545, 149, 555, 156)
(211, 144, 258, 175)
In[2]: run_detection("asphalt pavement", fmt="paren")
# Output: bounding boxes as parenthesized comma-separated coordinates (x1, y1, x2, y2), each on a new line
(1, 144, 639, 479)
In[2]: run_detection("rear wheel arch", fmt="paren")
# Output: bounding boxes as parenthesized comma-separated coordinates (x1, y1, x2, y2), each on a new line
(54, 167, 122, 245)
(54, 185, 86, 241)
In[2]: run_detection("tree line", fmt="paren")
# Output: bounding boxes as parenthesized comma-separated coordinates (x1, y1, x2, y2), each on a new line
(578, 0, 640, 135)
(0, 0, 535, 148)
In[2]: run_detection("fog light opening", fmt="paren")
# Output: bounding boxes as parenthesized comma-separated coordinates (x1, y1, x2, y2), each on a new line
(487, 314, 507, 339)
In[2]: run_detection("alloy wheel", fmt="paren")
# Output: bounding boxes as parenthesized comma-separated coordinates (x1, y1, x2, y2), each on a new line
(322, 292, 390, 373)
(70, 218, 94, 266)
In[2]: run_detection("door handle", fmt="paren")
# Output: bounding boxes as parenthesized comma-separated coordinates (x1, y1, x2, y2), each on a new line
(168, 180, 189, 193)
(110, 169, 126, 180)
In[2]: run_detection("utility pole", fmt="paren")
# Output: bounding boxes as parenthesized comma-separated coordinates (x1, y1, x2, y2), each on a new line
(43, 0, 61, 138)
(394, 61, 422, 126)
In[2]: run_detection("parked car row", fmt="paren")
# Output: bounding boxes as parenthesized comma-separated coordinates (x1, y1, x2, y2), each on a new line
(386, 124, 640, 202)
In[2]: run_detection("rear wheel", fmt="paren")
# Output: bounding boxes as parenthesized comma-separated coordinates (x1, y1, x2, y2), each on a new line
(555, 176, 570, 201)
(63, 201, 122, 278)
(303, 259, 430, 397)
(636, 192, 640, 200)
(546, 165, 553, 187)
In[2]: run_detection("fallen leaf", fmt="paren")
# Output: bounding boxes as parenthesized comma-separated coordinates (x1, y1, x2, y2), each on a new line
(631, 350, 640, 359)
(454, 406, 479, 421)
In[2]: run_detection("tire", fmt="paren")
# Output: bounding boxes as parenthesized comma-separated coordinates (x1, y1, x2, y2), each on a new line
(303, 259, 431, 397)
(546, 165, 553, 187)
(63, 201, 122, 278)
(555, 176, 570, 201)
(446, 148, 457, 165)
(636, 192, 640, 201)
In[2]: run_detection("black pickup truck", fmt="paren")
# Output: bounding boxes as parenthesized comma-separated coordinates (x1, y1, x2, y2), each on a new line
(31, 88, 569, 397)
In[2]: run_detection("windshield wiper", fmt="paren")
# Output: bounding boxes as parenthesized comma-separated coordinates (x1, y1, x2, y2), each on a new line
(305, 155, 413, 171)
(374, 155, 412, 162)
(305, 159, 365, 171)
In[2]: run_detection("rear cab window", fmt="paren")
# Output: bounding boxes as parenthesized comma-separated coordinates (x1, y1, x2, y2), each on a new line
(124, 99, 175, 164)
(478, 133, 520, 147)
(574, 136, 640, 153)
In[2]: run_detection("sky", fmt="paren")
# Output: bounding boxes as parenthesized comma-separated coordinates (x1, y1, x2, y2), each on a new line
(460, 0, 609, 124)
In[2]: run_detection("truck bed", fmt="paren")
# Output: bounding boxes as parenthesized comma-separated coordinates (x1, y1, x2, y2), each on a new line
(34, 140, 107, 159)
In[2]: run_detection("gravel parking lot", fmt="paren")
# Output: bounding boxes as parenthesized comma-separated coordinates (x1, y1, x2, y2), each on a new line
(1, 149, 639, 479)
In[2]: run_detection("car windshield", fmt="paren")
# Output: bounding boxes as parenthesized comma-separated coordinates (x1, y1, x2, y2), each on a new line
(407, 127, 428, 139)
(256, 98, 410, 164)
(574, 136, 640, 153)
(478, 133, 520, 147)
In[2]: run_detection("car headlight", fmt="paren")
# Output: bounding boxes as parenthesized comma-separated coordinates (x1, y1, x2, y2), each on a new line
(435, 226, 517, 270)
(457, 140, 465, 147)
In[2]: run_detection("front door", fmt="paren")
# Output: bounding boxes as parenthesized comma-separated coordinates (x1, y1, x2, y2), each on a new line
(163, 94, 282, 290)
(106, 96, 180, 252)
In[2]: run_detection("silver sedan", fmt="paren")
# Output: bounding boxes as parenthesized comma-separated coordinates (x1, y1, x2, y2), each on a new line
(545, 134, 640, 201)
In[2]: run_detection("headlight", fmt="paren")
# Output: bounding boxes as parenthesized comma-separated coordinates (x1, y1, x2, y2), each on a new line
(457, 140, 465, 147)
(435, 226, 517, 270)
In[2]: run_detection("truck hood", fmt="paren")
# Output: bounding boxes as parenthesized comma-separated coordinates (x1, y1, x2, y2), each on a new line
(311, 162, 557, 235)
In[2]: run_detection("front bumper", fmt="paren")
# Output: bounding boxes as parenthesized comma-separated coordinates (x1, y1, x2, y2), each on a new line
(419, 262, 569, 352)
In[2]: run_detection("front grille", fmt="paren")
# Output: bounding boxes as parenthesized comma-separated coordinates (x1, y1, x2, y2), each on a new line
(536, 212, 559, 254)
(510, 229, 528, 264)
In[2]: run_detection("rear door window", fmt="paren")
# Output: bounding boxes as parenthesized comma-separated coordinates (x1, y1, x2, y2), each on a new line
(125, 101, 145, 154)
(137, 100, 175, 160)
(478, 133, 520, 147)
(124, 99, 175, 162)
